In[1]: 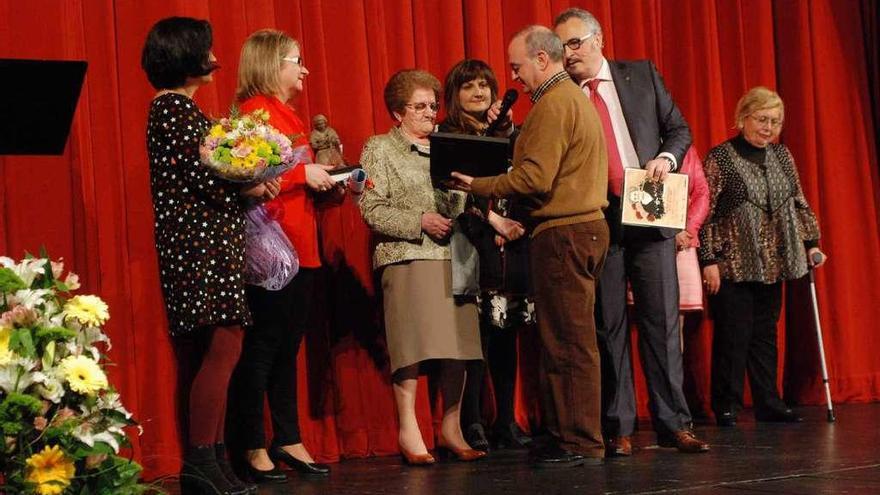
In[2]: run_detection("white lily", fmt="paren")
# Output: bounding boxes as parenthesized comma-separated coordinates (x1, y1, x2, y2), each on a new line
(0, 357, 38, 393)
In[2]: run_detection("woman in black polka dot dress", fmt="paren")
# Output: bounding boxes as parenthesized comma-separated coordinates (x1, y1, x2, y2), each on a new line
(142, 16, 277, 495)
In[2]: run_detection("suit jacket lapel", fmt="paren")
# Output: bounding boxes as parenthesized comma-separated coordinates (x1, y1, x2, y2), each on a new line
(609, 61, 641, 166)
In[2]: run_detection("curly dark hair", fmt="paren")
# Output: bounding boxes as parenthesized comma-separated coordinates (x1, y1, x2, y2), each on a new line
(141, 17, 215, 90)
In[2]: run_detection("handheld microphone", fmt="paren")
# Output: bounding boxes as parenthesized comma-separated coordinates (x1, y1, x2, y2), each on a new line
(485, 89, 518, 136)
(811, 251, 824, 265)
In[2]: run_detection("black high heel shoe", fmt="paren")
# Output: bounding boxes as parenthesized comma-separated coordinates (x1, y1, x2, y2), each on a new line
(269, 445, 331, 476)
(243, 460, 288, 484)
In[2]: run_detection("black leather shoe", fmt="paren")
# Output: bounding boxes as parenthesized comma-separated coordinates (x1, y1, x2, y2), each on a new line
(493, 421, 532, 449)
(531, 445, 592, 469)
(269, 446, 331, 476)
(464, 423, 490, 452)
(755, 407, 803, 423)
(716, 411, 738, 427)
(244, 462, 288, 484)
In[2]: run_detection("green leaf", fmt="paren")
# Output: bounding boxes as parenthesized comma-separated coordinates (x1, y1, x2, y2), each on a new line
(0, 267, 28, 293)
(9, 328, 36, 358)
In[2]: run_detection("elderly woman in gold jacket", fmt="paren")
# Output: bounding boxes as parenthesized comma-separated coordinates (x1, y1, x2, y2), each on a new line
(359, 69, 485, 465)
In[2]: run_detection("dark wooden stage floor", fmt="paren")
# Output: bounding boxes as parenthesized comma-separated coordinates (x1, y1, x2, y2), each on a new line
(162, 403, 880, 494)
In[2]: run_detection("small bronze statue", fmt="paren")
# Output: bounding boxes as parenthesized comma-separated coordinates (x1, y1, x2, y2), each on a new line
(310, 114, 344, 167)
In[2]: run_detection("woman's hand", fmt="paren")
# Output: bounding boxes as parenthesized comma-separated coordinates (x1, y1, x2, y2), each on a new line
(421, 212, 452, 241)
(241, 178, 282, 202)
(305, 163, 337, 192)
(702, 264, 721, 295)
(486, 100, 513, 130)
(807, 247, 828, 268)
(488, 211, 525, 241)
(675, 231, 693, 251)
(264, 178, 281, 200)
(241, 182, 268, 200)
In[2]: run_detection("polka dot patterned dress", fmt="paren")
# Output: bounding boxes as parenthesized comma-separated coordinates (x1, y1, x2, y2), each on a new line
(146, 93, 252, 336)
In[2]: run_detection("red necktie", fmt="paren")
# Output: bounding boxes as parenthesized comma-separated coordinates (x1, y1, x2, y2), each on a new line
(586, 79, 624, 196)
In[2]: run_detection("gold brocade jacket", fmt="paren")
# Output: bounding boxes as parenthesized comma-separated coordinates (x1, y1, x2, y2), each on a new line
(359, 126, 466, 270)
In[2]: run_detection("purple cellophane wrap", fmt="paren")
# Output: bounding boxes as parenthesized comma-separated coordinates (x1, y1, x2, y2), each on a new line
(244, 205, 299, 290)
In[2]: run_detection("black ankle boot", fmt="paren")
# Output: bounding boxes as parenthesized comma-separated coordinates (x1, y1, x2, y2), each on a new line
(180, 444, 247, 495)
(214, 444, 257, 494)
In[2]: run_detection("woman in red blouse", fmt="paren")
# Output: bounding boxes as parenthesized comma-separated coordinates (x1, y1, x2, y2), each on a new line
(228, 29, 338, 485)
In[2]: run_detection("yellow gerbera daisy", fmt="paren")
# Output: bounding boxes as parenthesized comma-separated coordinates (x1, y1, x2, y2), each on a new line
(63, 295, 110, 327)
(60, 355, 108, 395)
(25, 445, 76, 495)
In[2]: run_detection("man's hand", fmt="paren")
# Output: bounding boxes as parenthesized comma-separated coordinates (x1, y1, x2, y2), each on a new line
(449, 172, 474, 192)
(675, 231, 693, 251)
(644, 157, 671, 181)
(421, 212, 453, 241)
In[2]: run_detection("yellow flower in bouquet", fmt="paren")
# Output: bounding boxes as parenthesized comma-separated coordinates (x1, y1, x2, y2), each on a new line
(63, 295, 109, 326)
(0, 326, 13, 365)
(25, 445, 76, 495)
(60, 355, 108, 395)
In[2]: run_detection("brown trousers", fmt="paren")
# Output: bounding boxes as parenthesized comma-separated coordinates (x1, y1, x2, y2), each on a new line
(530, 220, 609, 457)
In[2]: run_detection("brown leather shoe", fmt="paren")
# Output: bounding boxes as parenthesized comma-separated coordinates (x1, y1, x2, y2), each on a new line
(606, 436, 632, 457)
(658, 430, 709, 454)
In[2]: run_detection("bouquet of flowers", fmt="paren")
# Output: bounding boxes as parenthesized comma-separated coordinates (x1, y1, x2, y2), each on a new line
(201, 109, 308, 183)
(202, 110, 305, 291)
(0, 254, 156, 494)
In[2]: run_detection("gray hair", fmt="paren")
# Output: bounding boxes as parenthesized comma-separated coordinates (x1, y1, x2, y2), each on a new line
(553, 7, 603, 36)
(514, 25, 564, 62)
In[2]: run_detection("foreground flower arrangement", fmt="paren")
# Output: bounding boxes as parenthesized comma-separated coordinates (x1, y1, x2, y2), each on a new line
(0, 254, 155, 494)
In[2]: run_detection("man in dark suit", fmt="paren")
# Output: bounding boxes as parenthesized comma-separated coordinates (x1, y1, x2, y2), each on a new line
(554, 8, 709, 456)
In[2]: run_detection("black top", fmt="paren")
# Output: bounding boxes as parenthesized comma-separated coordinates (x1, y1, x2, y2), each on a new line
(146, 93, 252, 336)
(730, 133, 767, 166)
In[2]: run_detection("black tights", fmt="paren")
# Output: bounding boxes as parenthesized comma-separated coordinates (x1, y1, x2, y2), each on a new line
(460, 320, 519, 429)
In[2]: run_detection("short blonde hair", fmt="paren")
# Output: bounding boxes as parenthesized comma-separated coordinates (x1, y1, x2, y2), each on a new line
(383, 69, 441, 120)
(734, 86, 784, 129)
(236, 29, 298, 101)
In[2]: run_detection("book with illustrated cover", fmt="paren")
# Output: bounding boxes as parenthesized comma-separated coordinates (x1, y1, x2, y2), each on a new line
(621, 168, 688, 229)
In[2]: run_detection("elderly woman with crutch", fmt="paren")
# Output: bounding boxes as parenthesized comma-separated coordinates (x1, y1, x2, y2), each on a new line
(699, 86, 827, 428)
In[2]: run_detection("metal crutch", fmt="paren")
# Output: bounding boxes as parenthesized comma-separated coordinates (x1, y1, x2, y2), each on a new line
(807, 251, 835, 422)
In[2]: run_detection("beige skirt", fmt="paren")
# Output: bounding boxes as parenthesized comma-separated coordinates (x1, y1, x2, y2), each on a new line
(381, 259, 482, 373)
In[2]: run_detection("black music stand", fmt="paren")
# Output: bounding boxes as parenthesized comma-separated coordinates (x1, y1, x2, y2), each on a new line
(0, 59, 87, 155)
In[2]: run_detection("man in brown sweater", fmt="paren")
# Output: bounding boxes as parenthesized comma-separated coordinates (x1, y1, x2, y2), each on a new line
(451, 25, 609, 468)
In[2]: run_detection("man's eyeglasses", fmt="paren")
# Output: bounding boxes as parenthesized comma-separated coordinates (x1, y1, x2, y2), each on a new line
(563, 32, 597, 51)
(405, 102, 440, 113)
(749, 114, 783, 129)
(281, 56, 303, 65)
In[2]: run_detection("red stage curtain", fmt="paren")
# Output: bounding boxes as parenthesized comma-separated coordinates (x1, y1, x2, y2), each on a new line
(1, 0, 878, 480)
